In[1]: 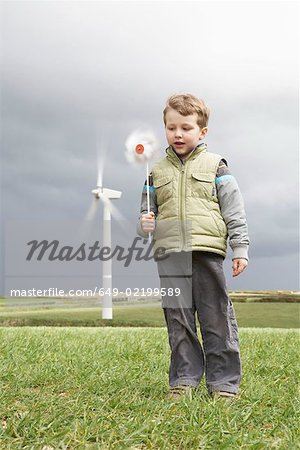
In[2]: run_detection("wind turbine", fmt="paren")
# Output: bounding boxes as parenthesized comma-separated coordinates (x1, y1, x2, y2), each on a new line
(84, 134, 125, 320)
(90, 186, 122, 319)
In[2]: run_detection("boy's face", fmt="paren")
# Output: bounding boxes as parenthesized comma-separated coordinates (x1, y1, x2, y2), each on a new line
(165, 108, 208, 159)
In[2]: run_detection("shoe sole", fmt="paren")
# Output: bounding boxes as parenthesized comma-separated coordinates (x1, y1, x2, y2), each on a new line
(211, 391, 239, 400)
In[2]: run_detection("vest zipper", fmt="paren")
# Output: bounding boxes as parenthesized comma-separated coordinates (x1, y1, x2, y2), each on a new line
(180, 164, 186, 250)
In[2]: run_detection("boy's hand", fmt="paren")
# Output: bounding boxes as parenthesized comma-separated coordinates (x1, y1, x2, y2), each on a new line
(141, 212, 156, 233)
(232, 258, 248, 277)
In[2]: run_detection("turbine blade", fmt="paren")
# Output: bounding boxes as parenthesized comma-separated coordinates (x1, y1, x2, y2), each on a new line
(97, 156, 104, 187)
(84, 197, 98, 222)
(79, 197, 99, 240)
(99, 195, 130, 232)
(96, 133, 108, 187)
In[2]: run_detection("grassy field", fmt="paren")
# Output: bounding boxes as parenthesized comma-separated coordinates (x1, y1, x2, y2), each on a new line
(0, 327, 299, 449)
(0, 302, 299, 329)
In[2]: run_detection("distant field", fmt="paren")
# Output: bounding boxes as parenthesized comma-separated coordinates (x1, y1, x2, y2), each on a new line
(0, 301, 299, 328)
(0, 327, 299, 449)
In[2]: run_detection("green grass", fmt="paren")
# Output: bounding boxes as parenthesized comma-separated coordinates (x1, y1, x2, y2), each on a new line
(0, 302, 299, 328)
(0, 327, 299, 449)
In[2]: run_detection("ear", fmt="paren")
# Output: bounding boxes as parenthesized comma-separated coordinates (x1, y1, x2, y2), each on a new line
(199, 127, 208, 139)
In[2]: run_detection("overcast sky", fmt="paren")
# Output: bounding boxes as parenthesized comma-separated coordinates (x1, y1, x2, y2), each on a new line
(1, 0, 299, 293)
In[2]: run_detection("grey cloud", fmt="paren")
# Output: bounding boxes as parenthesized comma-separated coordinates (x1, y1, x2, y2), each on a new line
(1, 1, 299, 291)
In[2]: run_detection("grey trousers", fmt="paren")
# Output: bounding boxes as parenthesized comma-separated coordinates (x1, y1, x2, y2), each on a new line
(157, 251, 241, 394)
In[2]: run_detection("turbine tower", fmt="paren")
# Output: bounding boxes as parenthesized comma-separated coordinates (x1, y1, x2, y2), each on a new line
(91, 187, 122, 319)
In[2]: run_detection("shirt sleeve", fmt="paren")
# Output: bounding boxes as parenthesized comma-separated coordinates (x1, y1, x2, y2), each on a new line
(136, 174, 158, 238)
(216, 159, 250, 260)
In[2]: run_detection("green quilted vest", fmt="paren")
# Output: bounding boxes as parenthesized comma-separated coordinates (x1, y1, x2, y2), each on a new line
(151, 143, 228, 257)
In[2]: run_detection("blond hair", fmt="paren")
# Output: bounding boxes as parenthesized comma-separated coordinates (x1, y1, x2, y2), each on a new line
(163, 93, 210, 128)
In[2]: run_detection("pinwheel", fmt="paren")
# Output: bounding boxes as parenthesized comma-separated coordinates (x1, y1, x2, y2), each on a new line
(125, 129, 159, 240)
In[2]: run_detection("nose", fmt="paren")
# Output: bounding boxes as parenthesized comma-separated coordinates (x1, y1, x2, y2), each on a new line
(175, 129, 183, 138)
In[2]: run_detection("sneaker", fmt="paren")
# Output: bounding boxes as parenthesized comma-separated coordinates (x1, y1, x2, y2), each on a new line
(167, 385, 193, 401)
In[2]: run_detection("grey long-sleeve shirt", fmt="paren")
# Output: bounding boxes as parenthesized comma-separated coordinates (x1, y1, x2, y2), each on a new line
(137, 158, 250, 260)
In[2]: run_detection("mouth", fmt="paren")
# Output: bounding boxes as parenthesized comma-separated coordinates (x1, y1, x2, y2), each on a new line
(174, 142, 185, 146)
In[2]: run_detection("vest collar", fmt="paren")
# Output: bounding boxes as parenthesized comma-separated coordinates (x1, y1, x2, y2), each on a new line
(166, 142, 207, 167)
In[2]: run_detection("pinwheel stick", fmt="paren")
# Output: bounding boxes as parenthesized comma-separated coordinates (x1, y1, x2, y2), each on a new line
(135, 143, 151, 242)
(146, 161, 151, 242)
(146, 161, 150, 213)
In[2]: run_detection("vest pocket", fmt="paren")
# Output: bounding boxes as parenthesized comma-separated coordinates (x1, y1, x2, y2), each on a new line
(153, 176, 173, 204)
(191, 172, 215, 199)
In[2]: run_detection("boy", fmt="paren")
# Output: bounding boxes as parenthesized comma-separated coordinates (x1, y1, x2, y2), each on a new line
(137, 94, 249, 400)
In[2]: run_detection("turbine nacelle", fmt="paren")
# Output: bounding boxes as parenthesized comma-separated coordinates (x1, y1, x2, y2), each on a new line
(91, 187, 122, 200)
